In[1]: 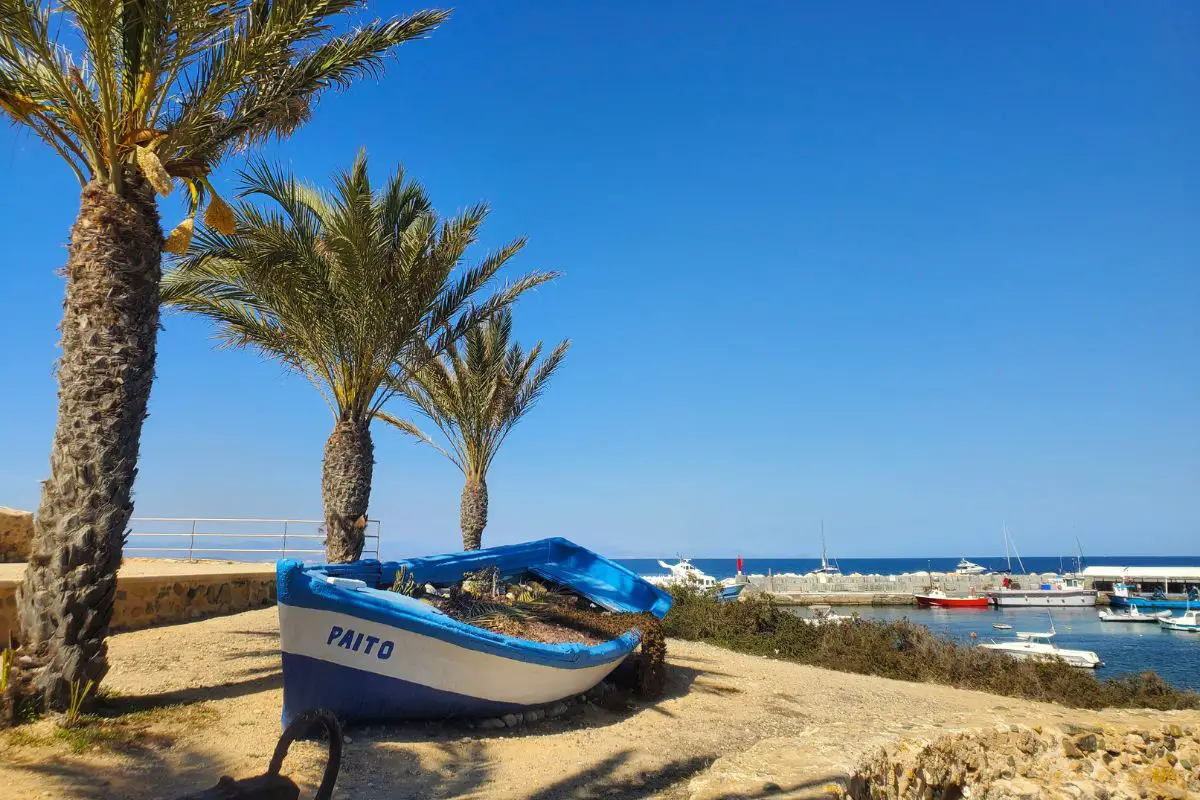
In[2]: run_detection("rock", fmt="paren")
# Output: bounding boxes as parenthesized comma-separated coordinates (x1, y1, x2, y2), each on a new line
(501, 713, 521, 727)
(548, 702, 569, 718)
(1166, 724, 1184, 738)
(1062, 738, 1084, 759)
(1072, 733, 1098, 753)
(477, 718, 504, 730)
(525, 709, 545, 722)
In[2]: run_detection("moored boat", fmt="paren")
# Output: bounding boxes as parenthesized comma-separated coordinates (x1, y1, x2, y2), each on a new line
(1108, 584, 1200, 611)
(987, 576, 1097, 607)
(1158, 609, 1200, 633)
(979, 618, 1102, 669)
(276, 537, 672, 725)
(914, 587, 990, 608)
(1097, 606, 1171, 624)
(955, 558, 987, 575)
(642, 557, 719, 590)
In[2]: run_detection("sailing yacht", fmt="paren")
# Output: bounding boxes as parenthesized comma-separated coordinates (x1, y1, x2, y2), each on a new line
(810, 521, 841, 575)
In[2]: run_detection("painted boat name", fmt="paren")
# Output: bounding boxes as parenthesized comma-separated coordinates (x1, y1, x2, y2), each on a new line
(327, 625, 394, 659)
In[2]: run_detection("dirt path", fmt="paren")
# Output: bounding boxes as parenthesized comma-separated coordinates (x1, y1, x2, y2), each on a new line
(1, 608, 1195, 799)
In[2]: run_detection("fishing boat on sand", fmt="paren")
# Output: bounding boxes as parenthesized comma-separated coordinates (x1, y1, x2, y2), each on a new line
(913, 587, 990, 608)
(1097, 606, 1171, 624)
(276, 538, 672, 724)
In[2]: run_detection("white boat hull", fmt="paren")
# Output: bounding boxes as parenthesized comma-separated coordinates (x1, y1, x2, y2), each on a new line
(988, 590, 1096, 607)
(1159, 621, 1200, 632)
(1097, 609, 1170, 623)
(980, 641, 1102, 669)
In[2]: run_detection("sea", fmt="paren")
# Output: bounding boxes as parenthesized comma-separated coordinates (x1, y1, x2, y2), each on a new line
(617, 556, 1200, 692)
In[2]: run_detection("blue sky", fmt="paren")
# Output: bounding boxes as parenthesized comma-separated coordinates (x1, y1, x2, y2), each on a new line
(1, 2, 1197, 559)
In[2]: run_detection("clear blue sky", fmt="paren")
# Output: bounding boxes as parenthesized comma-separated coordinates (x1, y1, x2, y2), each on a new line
(1, 2, 1197, 559)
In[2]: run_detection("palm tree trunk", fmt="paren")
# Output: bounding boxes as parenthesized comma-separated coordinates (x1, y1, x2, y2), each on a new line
(322, 418, 374, 563)
(15, 179, 162, 711)
(460, 477, 488, 551)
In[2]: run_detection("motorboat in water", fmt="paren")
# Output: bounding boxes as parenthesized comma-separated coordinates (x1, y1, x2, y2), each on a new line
(987, 576, 1097, 607)
(992, 623, 1012, 630)
(914, 587, 990, 608)
(642, 557, 720, 590)
(1158, 608, 1200, 633)
(276, 537, 672, 724)
(798, 604, 853, 626)
(979, 618, 1102, 669)
(1097, 606, 1171, 624)
(955, 558, 987, 575)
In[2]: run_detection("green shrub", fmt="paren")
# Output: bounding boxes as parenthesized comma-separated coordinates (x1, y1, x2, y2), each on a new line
(662, 589, 1199, 711)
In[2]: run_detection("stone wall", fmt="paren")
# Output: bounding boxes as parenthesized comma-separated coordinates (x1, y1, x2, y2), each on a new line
(0, 567, 276, 644)
(847, 721, 1200, 799)
(0, 507, 33, 563)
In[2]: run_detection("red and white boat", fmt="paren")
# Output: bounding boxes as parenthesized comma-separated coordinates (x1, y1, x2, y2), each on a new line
(913, 587, 990, 608)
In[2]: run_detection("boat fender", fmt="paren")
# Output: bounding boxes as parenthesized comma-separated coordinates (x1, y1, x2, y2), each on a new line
(325, 625, 394, 660)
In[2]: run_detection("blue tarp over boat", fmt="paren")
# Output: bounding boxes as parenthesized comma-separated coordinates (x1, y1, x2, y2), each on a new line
(277, 537, 672, 724)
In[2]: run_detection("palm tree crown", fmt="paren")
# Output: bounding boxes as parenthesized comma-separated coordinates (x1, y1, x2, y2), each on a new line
(163, 152, 555, 560)
(384, 308, 569, 549)
(1, 0, 447, 204)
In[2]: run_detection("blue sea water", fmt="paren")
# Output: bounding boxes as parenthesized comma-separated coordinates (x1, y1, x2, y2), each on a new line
(618, 556, 1200, 691)
(616, 555, 1200, 581)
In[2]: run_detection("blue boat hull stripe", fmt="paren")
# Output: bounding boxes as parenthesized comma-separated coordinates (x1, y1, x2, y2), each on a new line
(280, 652, 532, 724)
(279, 605, 625, 706)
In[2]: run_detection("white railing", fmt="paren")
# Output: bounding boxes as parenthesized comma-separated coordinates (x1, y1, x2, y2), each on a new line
(124, 517, 381, 562)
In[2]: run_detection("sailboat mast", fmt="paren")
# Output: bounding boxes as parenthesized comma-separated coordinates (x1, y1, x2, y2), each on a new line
(1003, 525, 1012, 571)
(820, 520, 827, 570)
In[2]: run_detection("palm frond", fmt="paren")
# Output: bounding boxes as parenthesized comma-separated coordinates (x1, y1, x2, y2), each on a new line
(163, 153, 552, 437)
(1, 0, 450, 199)
(388, 306, 571, 481)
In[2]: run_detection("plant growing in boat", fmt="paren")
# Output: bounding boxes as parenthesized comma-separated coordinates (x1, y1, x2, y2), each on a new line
(382, 309, 569, 550)
(163, 154, 555, 562)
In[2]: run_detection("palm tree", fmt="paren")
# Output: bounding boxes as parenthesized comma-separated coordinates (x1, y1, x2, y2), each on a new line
(162, 153, 554, 562)
(1, 0, 449, 711)
(382, 309, 569, 550)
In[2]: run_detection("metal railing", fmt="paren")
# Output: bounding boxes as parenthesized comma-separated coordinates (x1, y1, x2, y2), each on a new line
(124, 517, 381, 562)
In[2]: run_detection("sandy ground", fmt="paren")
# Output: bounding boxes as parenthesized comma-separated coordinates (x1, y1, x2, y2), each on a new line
(1, 608, 1197, 800)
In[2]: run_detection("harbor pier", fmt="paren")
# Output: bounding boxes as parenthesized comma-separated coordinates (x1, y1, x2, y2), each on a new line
(746, 571, 1089, 605)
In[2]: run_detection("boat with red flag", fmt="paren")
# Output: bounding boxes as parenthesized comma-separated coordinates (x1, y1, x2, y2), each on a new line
(913, 587, 990, 608)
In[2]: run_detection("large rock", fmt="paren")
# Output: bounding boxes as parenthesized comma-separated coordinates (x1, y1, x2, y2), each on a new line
(0, 507, 33, 562)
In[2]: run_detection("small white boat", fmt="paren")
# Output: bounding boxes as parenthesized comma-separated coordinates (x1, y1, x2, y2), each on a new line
(642, 557, 719, 590)
(992, 623, 1012, 630)
(955, 558, 987, 575)
(979, 617, 1103, 669)
(1158, 609, 1200, 633)
(799, 604, 853, 626)
(1098, 606, 1171, 624)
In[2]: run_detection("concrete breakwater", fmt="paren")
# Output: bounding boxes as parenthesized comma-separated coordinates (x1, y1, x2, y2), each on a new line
(745, 571, 1097, 605)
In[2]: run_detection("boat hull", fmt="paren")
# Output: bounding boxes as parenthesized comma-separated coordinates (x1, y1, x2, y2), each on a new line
(1097, 609, 1169, 623)
(1110, 595, 1198, 610)
(914, 594, 989, 608)
(979, 642, 1102, 669)
(987, 590, 1096, 607)
(277, 537, 672, 724)
(1159, 621, 1200, 632)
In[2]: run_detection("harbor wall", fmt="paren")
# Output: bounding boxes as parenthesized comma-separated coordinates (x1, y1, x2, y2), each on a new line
(0, 561, 276, 643)
(0, 508, 33, 563)
(746, 571, 1079, 605)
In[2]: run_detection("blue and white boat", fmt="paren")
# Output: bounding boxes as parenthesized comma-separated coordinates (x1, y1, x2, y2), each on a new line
(276, 538, 672, 725)
(1109, 584, 1200, 611)
(1158, 608, 1200, 633)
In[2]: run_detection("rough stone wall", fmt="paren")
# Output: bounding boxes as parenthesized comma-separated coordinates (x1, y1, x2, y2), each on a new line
(0, 507, 33, 563)
(0, 573, 275, 643)
(847, 721, 1200, 799)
